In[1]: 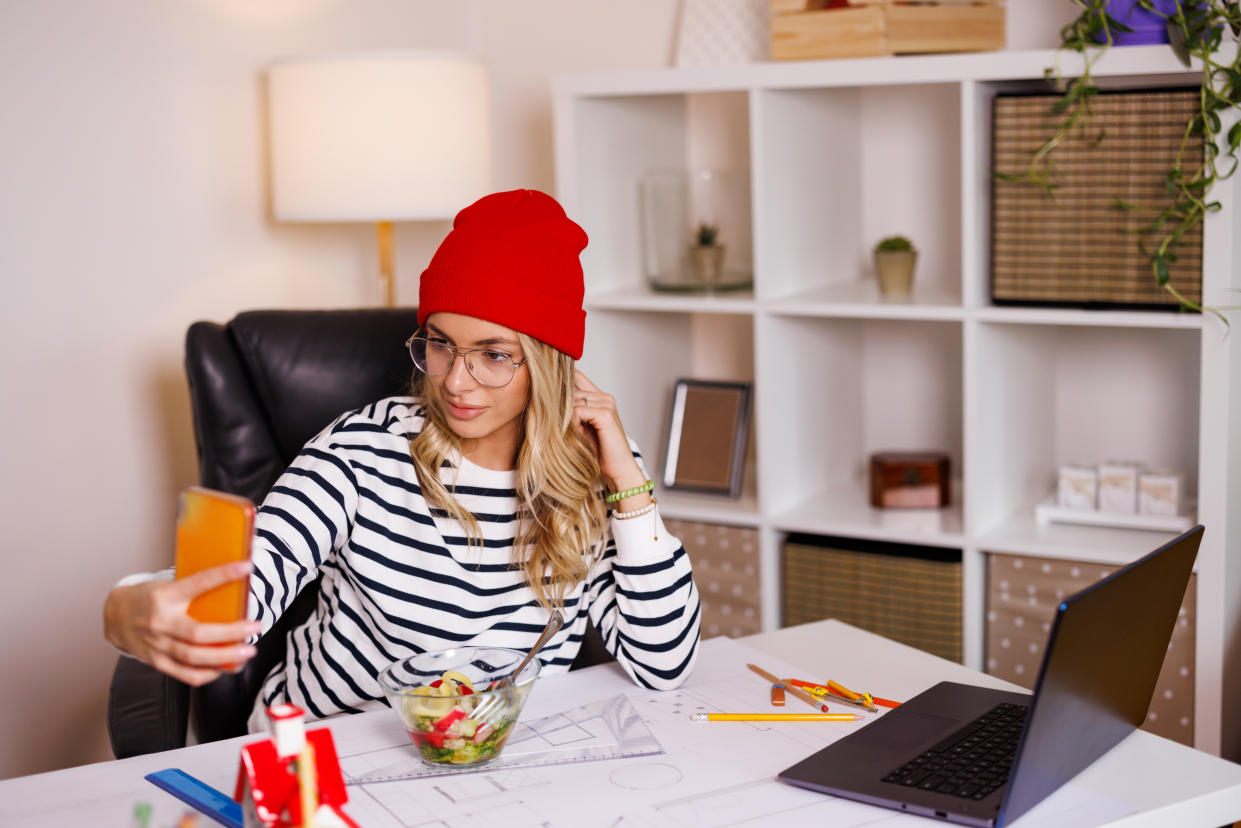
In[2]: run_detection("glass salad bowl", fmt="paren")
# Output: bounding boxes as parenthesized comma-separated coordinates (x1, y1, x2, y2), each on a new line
(379, 646, 541, 767)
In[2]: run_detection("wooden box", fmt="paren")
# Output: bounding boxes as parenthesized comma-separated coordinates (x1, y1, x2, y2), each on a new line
(770, 1, 1005, 62)
(870, 451, 951, 509)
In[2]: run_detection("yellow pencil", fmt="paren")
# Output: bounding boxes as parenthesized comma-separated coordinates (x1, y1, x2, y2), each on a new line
(690, 712, 861, 722)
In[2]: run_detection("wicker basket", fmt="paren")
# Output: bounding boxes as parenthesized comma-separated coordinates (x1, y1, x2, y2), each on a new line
(783, 536, 962, 662)
(991, 88, 1203, 309)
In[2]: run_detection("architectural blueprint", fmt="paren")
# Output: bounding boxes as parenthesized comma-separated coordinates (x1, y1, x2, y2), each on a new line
(331, 637, 1134, 827)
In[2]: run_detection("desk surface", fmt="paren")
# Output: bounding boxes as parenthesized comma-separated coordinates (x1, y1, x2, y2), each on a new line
(3, 620, 1240, 827)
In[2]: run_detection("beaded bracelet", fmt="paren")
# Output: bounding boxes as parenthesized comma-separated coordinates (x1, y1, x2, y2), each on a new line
(612, 496, 659, 541)
(613, 497, 657, 520)
(604, 479, 654, 503)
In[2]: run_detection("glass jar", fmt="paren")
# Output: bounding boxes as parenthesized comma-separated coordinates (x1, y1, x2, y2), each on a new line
(639, 170, 749, 292)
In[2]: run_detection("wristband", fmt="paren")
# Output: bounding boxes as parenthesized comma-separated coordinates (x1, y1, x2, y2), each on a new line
(604, 479, 654, 503)
(613, 497, 657, 520)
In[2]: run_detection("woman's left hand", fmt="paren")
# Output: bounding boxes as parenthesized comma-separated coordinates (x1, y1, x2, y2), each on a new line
(573, 371, 647, 492)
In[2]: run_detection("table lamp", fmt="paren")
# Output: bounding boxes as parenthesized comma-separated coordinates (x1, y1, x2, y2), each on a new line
(268, 51, 491, 306)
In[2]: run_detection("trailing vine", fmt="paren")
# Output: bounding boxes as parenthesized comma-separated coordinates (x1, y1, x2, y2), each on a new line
(996, 0, 1241, 317)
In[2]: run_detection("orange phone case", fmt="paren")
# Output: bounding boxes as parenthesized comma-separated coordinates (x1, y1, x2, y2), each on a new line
(174, 487, 255, 624)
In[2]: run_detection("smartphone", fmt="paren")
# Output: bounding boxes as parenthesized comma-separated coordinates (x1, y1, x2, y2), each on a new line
(174, 486, 255, 624)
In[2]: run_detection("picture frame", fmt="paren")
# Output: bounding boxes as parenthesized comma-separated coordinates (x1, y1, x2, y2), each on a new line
(662, 378, 752, 497)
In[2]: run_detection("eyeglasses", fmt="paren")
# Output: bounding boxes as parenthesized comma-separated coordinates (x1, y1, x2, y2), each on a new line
(406, 331, 527, 388)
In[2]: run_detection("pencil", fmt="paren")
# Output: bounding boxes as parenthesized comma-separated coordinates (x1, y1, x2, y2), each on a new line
(785, 678, 879, 713)
(690, 712, 860, 722)
(746, 663, 829, 713)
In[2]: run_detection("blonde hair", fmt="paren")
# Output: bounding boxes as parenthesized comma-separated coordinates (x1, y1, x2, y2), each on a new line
(409, 333, 607, 609)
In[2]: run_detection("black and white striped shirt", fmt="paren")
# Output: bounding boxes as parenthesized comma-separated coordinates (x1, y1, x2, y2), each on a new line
(246, 397, 700, 731)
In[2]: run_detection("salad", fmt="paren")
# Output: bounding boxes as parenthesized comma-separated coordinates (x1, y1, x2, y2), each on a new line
(399, 669, 518, 765)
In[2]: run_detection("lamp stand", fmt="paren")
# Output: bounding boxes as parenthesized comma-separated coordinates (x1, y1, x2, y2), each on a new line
(377, 221, 396, 307)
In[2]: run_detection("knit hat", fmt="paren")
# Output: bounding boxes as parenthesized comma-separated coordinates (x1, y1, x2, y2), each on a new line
(417, 189, 588, 360)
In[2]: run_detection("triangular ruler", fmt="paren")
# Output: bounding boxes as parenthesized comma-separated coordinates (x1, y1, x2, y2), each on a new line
(341, 694, 662, 784)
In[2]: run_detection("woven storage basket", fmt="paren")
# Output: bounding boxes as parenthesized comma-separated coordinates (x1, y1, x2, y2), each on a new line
(783, 536, 962, 663)
(991, 88, 1203, 309)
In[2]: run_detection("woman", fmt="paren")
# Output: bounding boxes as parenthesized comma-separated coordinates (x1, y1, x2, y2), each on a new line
(104, 189, 701, 729)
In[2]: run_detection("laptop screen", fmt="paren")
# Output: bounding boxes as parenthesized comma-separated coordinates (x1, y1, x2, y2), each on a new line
(998, 526, 1201, 825)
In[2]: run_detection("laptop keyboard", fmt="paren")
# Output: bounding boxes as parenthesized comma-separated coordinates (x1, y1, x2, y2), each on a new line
(881, 703, 1029, 801)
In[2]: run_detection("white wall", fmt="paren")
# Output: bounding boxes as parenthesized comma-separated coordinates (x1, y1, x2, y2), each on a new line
(0, 0, 1060, 779)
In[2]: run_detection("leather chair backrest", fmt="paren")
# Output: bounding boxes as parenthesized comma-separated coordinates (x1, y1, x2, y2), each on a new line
(189, 309, 421, 502)
(107, 308, 419, 757)
(187, 308, 421, 744)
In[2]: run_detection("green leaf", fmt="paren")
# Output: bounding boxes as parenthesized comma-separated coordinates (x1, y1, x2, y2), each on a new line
(1154, 256, 1171, 286)
(1141, 213, 1170, 233)
(1104, 13, 1135, 33)
(1225, 69, 1241, 103)
(1114, 198, 1138, 210)
(1229, 121, 1241, 152)
(1168, 23, 1192, 66)
(1053, 82, 1085, 113)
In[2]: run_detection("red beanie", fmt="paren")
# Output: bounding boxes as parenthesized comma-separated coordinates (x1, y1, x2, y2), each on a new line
(417, 189, 588, 360)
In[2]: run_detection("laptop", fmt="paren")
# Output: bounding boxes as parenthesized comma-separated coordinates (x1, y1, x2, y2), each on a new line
(778, 525, 1203, 827)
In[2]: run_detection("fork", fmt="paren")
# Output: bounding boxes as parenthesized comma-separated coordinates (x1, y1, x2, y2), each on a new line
(470, 610, 563, 727)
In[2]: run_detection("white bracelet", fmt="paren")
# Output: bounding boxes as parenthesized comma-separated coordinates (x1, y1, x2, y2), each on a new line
(613, 497, 657, 520)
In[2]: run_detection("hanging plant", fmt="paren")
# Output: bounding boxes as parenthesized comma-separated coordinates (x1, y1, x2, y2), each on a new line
(995, 0, 1241, 318)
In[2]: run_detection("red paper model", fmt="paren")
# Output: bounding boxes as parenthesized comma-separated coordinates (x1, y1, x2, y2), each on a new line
(235, 704, 360, 828)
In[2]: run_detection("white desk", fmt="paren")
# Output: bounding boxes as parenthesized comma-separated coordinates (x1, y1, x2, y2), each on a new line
(2, 620, 1240, 827)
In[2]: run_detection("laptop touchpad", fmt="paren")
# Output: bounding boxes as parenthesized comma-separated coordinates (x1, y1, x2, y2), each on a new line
(846, 712, 959, 750)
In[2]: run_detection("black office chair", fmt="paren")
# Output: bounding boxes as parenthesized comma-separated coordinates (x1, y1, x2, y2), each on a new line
(106, 308, 612, 758)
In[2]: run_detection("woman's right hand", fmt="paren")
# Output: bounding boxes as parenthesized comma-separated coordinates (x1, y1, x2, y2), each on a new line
(103, 561, 261, 686)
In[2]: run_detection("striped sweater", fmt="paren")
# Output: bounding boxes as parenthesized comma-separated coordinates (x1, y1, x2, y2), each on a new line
(245, 396, 700, 731)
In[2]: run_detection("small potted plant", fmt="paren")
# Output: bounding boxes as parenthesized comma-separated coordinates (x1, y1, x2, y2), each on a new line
(689, 222, 725, 284)
(873, 235, 917, 298)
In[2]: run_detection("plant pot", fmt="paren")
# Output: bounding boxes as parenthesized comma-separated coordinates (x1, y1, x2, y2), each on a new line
(874, 249, 917, 298)
(689, 244, 725, 284)
(1097, 0, 1180, 45)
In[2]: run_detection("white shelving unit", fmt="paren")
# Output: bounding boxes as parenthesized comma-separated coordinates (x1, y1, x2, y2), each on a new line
(553, 45, 1240, 757)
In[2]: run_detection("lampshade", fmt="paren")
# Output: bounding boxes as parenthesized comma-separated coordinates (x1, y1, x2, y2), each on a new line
(268, 51, 491, 222)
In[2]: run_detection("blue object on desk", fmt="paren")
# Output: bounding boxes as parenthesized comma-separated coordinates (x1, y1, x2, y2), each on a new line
(145, 768, 243, 828)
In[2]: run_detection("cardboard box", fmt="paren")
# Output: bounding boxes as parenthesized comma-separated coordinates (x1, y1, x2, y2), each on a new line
(1057, 465, 1098, 511)
(1098, 462, 1142, 514)
(1139, 471, 1185, 517)
(770, 1, 1005, 61)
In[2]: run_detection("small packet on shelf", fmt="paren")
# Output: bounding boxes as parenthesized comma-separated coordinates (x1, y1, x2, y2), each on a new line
(1057, 465, 1097, 510)
(1098, 462, 1142, 514)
